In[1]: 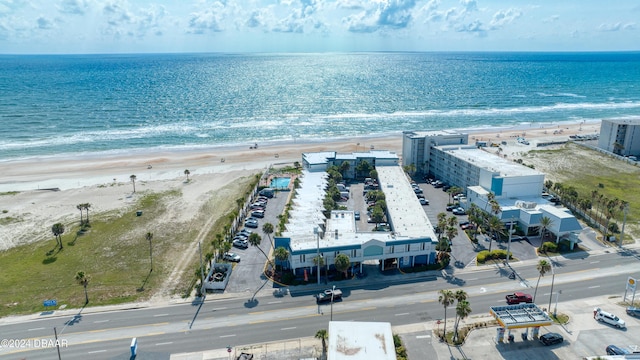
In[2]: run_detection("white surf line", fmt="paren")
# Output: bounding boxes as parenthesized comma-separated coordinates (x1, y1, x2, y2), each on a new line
(395, 313, 410, 316)
(281, 327, 297, 331)
(220, 334, 236, 338)
(155, 342, 173, 346)
(88, 350, 107, 354)
(153, 313, 169, 317)
(28, 327, 45, 331)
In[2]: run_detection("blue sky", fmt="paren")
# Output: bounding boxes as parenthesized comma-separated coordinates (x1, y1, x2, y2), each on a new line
(0, 0, 638, 54)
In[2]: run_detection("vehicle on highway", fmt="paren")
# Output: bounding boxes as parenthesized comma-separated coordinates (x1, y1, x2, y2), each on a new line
(316, 288, 342, 303)
(223, 252, 241, 262)
(606, 345, 630, 355)
(595, 308, 626, 328)
(505, 292, 533, 304)
(233, 239, 249, 249)
(539, 332, 563, 346)
(626, 306, 640, 318)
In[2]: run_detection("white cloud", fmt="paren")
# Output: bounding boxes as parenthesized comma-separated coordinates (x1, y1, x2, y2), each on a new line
(489, 8, 521, 30)
(344, 0, 417, 33)
(598, 22, 635, 32)
(57, 0, 91, 15)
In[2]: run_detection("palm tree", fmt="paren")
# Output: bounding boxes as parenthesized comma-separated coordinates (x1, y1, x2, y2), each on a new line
(334, 253, 350, 279)
(437, 212, 447, 240)
(454, 300, 472, 342)
(130, 174, 137, 193)
(262, 222, 274, 249)
(438, 289, 455, 340)
(52, 223, 65, 249)
(539, 216, 553, 243)
(75, 271, 91, 304)
(274, 246, 290, 276)
(248, 233, 273, 269)
(487, 216, 503, 252)
(83, 203, 91, 224)
(76, 204, 84, 225)
(533, 259, 551, 302)
(315, 329, 328, 358)
(184, 169, 190, 182)
(145, 232, 153, 271)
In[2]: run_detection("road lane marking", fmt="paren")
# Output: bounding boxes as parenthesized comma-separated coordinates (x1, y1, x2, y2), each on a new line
(153, 313, 169, 317)
(416, 335, 431, 339)
(220, 334, 236, 338)
(268, 301, 282, 304)
(590, 261, 600, 264)
(28, 327, 45, 331)
(94, 320, 109, 323)
(588, 285, 600, 289)
(155, 342, 173, 346)
(395, 313, 410, 316)
(212, 307, 227, 311)
(281, 327, 296, 330)
(88, 350, 107, 354)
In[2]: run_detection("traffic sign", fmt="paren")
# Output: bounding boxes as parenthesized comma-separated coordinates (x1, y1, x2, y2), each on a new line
(43, 299, 57, 307)
(227, 346, 232, 353)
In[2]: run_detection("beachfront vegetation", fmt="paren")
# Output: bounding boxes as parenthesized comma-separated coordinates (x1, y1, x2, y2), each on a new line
(0, 174, 256, 317)
(520, 142, 639, 241)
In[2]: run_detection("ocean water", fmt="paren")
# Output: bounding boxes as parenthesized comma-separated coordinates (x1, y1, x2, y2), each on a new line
(1, 52, 639, 161)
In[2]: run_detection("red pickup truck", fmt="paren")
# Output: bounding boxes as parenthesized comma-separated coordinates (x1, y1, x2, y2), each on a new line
(505, 292, 533, 304)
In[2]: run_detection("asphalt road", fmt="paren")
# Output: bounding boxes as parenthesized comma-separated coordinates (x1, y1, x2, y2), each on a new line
(3, 251, 640, 359)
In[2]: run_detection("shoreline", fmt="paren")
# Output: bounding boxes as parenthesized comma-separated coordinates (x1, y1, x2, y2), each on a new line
(0, 120, 601, 193)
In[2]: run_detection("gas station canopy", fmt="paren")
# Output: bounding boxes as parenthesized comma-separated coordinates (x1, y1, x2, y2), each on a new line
(489, 303, 553, 329)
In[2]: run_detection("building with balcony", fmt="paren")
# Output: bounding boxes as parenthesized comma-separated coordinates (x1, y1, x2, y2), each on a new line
(598, 117, 640, 157)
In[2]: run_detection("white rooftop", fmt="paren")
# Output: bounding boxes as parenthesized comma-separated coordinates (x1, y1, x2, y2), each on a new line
(328, 321, 396, 360)
(444, 147, 543, 177)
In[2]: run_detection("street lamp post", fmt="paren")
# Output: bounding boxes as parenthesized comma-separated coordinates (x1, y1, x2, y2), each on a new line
(506, 218, 515, 266)
(548, 262, 555, 315)
(619, 203, 630, 247)
(330, 285, 336, 321)
(315, 227, 321, 285)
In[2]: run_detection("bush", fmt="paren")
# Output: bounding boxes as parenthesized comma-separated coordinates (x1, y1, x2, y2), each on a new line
(477, 250, 490, 263)
(608, 222, 620, 233)
(540, 241, 558, 253)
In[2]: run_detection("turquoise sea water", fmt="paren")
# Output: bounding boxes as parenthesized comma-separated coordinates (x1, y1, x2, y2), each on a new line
(1, 52, 639, 161)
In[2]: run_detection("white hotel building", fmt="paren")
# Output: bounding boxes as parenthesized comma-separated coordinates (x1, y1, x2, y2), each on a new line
(274, 151, 438, 278)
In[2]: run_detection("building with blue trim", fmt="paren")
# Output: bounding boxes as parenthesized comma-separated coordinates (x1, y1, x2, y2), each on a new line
(275, 151, 438, 278)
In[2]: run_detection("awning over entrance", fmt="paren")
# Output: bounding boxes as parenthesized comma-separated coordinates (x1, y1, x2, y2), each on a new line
(489, 303, 553, 329)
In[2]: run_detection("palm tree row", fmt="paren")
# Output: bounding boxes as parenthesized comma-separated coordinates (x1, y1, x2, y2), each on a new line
(548, 180, 628, 241)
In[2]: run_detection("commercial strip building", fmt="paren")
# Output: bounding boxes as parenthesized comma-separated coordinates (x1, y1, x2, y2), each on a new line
(274, 151, 438, 278)
(402, 130, 582, 247)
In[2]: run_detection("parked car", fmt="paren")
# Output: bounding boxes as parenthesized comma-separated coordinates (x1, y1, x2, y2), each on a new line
(539, 332, 563, 346)
(250, 202, 266, 210)
(232, 239, 249, 249)
(223, 252, 241, 262)
(251, 210, 265, 218)
(452, 207, 466, 215)
(606, 345, 630, 355)
(244, 218, 259, 228)
(419, 198, 429, 206)
(354, 211, 361, 220)
(595, 308, 626, 328)
(458, 221, 470, 227)
(626, 306, 640, 318)
(233, 234, 248, 241)
(239, 229, 253, 237)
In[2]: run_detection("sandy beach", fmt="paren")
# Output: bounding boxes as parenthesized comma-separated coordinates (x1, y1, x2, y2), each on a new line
(0, 120, 601, 252)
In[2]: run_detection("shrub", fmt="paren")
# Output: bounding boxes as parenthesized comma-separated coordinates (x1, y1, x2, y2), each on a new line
(477, 250, 490, 263)
(540, 241, 558, 253)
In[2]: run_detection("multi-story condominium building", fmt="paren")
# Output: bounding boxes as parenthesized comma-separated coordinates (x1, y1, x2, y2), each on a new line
(598, 118, 640, 157)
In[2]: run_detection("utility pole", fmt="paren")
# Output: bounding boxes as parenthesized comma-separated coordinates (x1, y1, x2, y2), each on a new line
(330, 285, 336, 321)
(54, 327, 62, 360)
